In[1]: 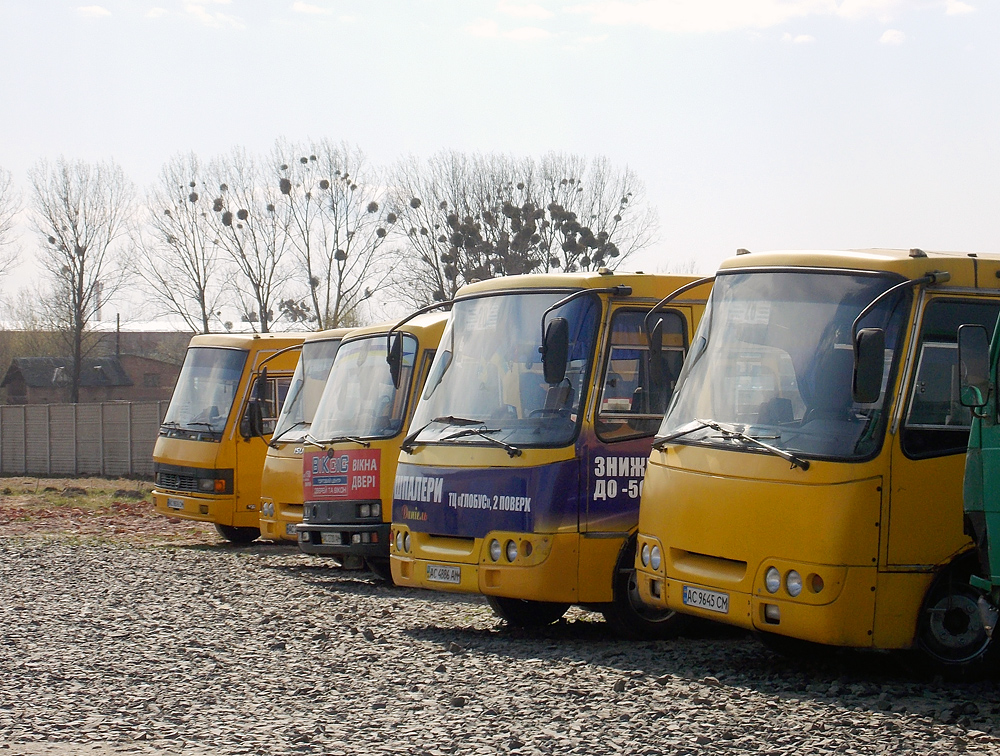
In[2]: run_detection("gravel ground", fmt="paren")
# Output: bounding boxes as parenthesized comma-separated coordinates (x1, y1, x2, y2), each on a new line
(2, 486, 1000, 755)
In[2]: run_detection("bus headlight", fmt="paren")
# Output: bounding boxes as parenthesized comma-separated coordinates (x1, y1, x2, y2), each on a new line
(371, 502, 381, 518)
(786, 571, 802, 597)
(403, 533, 411, 552)
(395, 531, 404, 552)
(359, 504, 371, 518)
(640, 543, 650, 567)
(505, 540, 518, 563)
(489, 539, 502, 562)
(765, 567, 781, 594)
(650, 546, 661, 571)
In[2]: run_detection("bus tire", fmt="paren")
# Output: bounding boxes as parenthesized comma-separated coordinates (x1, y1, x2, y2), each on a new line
(214, 523, 260, 543)
(914, 556, 999, 680)
(601, 535, 683, 640)
(487, 596, 568, 628)
(366, 558, 393, 582)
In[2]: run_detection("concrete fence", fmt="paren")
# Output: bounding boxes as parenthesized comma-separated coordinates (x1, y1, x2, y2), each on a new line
(0, 402, 169, 478)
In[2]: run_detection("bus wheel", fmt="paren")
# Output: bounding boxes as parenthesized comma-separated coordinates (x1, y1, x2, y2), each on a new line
(214, 524, 260, 543)
(366, 558, 393, 581)
(487, 596, 568, 627)
(915, 558, 999, 680)
(602, 535, 682, 640)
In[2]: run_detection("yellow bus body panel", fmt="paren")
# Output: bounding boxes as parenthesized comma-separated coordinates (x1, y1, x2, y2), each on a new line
(152, 333, 304, 532)
(258, 328, 351, 541)
(297, 314, 447, 560)
(259, 440, 306, 541)
(391, 273, 710, 606)
(637, 249, 1000, 651)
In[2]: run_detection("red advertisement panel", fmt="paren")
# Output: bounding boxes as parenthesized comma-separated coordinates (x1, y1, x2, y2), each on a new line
(303, 448, 381, 501)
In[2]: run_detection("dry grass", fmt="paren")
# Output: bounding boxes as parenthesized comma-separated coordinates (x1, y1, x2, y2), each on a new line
(0, 476, 218, 546)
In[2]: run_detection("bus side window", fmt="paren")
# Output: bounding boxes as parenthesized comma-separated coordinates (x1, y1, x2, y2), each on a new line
(901, 299, 1000, 458)
(257, 376, 293, 436)
(597, 309, 686, 442)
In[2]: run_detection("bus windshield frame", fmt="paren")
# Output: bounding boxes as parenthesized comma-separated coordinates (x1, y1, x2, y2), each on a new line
(409, 290, 602, 450)
(161, 347, 249, 435)
(658, 267, 912, 462)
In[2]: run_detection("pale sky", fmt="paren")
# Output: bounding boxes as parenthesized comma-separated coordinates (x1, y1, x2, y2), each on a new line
(1, 0, 997, 319)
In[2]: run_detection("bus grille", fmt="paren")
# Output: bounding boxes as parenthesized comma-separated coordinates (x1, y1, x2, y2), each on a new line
(157, 473, 199, 492)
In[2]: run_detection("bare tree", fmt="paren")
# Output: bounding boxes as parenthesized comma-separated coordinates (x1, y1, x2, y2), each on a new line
(28, 157, 133, 402)
(272, 140, 399, 329)
(134, 153, 226, 333)
(533, 153, 659, 273)
(207, 148, 292, 333)
(0, 166, 22, 279)
(390, 151, 659, 306)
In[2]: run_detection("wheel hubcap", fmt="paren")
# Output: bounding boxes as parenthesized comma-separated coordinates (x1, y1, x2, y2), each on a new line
(927, 593, 986, 655)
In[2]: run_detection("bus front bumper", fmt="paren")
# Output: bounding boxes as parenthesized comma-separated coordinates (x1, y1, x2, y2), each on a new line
(153, 490, 245, 527)
(296, 522, 391, 558)
(636, 565, 878, 647)
(390, 527, 581, 603)
(259, 503, 303, 542)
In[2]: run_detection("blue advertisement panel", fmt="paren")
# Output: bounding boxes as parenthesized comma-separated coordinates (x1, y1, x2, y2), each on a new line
(393, 459, 582, 539)
(581, 433, 658, 533)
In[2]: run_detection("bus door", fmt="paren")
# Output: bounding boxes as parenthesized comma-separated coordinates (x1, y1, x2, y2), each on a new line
(886, 297, 1000, 568)
(583, 306, 689, 535)
(235, 356, 293, 519)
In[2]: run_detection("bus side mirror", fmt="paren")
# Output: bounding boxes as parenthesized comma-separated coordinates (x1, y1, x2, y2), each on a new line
(387, 334, 403, 389)
(243, 400, 264, 439)
(853, 328, 885, 404)
(542, 317, 569, 385)
(959, 323, 991, 408)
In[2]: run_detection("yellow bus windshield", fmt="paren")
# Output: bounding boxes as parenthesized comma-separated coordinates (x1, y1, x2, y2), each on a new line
(311, 334, 417, 441)
(272, 339, 342, 443)
(161, 347, 249, 435)
(410, 291, 601, 448)
(661, 269, 911, 461)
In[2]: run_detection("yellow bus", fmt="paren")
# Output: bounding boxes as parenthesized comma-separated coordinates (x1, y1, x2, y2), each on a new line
(389, 272, 709, 635)
(296, 313, 447, 578)
(153, 332, 304, 542)
(258, 328, 351, 542)
(635, 248, 1000, 676)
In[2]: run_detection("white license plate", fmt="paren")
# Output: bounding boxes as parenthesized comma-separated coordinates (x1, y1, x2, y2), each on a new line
(167, 498, 184, 510)
(682, 585, 730, 614)
(426, 563, 461, 584)
(285, 523, 298, 536)
(321, 532, 342, 545)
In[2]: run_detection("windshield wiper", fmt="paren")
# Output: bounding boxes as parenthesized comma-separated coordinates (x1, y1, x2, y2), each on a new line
(701, 418, 809, 470)
(270, 421, 309, 447)
(439, 427, 522, 458)
(186, 421, 221, 432)
(400, 416, 489, 454)
(652, 420, 712, 449)
(305, 433, 371, 449)
(653, 418, 809, 470)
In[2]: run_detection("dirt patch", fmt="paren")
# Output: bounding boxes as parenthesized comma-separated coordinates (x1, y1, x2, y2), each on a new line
(0, 476, 218, 546)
